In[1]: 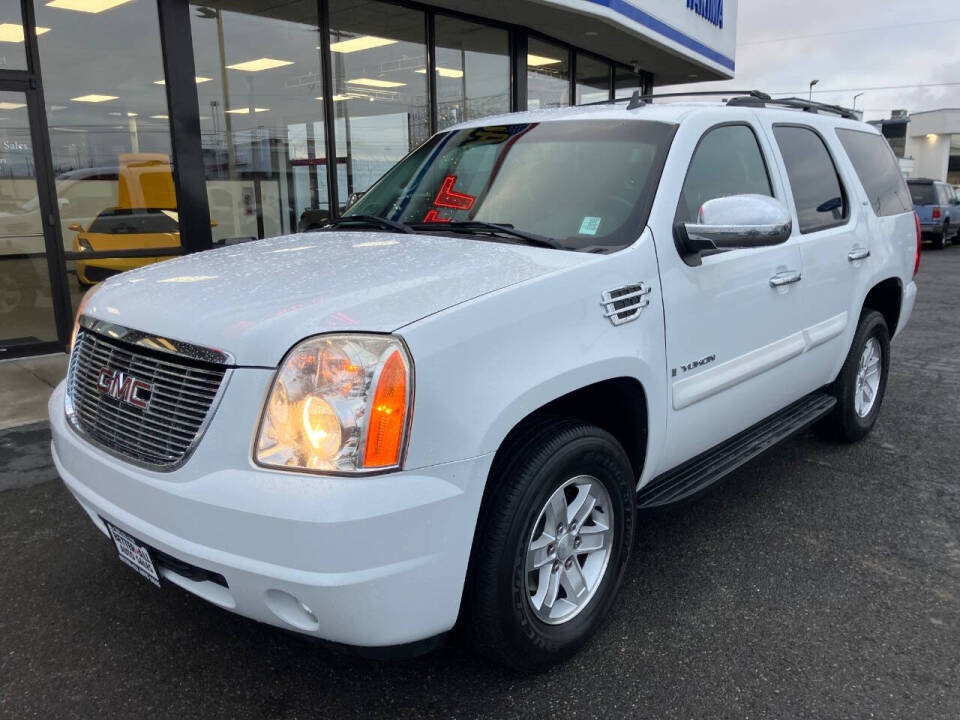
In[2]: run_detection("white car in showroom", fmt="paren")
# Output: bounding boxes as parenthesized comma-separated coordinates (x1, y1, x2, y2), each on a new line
(50, 93, 919, 671)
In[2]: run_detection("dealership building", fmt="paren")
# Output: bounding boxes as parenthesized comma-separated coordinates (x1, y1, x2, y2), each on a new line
(0, 0, 736, 359)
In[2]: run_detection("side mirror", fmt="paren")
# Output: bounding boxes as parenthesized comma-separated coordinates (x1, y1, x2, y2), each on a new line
(67, 223, 84, 233)
(680, 194, 792, 252)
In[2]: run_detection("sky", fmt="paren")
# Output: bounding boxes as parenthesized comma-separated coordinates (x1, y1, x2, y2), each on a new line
(661, 0, 960, 122)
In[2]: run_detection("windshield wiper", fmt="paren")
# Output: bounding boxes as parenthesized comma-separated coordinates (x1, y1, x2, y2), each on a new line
(410, 221, 565, 250)
(323, 214, 415, 234)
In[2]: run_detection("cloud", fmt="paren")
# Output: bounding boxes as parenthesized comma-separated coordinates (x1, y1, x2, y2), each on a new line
(660, 0, 960, 121)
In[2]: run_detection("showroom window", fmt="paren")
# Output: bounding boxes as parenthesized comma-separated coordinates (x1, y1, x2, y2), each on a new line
(527, 37, 570, 110)
(190, 0, 325, 241)
(434, 15, 510, 130)
(575, 54, 610, 104)
(328, 0, 429, 207)
(0, 4, 30, 70)
(35, 0, 178, 301)
(614, 66, 645, 99)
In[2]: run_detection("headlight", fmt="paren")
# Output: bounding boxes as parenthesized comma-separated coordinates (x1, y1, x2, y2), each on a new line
(70, 285, 99, 351)
(77, 237, 93, 252)
(255, 334, 412, 473)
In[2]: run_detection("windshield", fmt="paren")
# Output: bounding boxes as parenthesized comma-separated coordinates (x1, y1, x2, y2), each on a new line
(908, 183, 938, 206)
(346, 120, 676, 252)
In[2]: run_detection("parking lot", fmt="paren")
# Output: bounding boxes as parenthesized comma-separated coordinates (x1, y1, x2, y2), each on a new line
(2, 249, 959, 720)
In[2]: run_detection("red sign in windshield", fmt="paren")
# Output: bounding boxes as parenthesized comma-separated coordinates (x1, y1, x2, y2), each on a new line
(423, 174, 475, 222)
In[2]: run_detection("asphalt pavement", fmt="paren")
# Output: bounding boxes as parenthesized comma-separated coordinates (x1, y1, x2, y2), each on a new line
(2, 247, 959, 719)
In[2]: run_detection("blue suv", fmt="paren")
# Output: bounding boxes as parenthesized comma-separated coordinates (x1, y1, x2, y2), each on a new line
(907, 177, 959, 249)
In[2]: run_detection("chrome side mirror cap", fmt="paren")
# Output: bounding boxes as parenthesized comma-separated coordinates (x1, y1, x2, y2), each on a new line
(680, 194, 793, 252)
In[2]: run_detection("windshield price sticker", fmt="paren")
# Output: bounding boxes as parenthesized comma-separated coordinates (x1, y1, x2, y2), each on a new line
(579, 216, 602, 235)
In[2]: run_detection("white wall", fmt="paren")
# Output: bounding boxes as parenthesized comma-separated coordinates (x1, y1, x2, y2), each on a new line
(906, 132, 951, 180)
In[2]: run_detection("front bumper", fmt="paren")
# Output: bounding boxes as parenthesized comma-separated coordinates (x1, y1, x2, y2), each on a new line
(49, 379, 492, 648)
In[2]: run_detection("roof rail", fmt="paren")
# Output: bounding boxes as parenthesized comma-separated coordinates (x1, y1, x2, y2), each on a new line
(578, 89, 860, 120)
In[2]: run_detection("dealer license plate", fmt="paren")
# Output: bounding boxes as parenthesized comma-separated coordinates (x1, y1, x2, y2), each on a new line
(106, 522, 161, 588)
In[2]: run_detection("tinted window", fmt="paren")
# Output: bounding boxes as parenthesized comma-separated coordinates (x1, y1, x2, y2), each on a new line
(837, 129, 912, 216)
(88, 208, 180, 234)
(677, 124, 772, 224)
(908, 182, 938, 206)
(349, 120, 676, 252)
(938, 183, 953, 204)
(773, 125, 847, 233)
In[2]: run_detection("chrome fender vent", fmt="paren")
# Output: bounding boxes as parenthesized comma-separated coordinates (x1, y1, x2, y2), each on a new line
(601, 283, 651, 326)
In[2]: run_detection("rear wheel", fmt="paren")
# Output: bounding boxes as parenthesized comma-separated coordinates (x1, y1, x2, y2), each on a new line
(814, 310, 890, 443)
(465, 419, 635, 672)
(931, 226, 947, 249)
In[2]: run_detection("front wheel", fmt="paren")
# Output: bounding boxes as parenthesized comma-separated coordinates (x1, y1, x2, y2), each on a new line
(465, 419, 636, 672)
(815, 310, 890, 443)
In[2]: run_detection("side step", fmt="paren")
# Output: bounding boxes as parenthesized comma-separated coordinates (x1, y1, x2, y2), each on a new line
(637, 392, 837, 509)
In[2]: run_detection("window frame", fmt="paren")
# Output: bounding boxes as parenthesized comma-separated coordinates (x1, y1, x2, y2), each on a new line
(673, 120, 778, 264)
(771, 122, 852, 236)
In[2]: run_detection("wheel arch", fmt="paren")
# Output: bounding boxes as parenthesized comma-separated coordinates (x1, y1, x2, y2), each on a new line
(861, 276, 903, 337)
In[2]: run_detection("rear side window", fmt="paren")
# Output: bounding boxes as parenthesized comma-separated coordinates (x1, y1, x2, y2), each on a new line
(773, 125, 847, 233)
(908, 182, 937, 206)
(676, 124, 772, 224)
(837, 129, 913, 216)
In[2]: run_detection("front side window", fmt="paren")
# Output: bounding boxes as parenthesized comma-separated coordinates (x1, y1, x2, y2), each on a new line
(773, 125, 848, 234)
(348, 120, 676, 252)
(676, 124, 773, 224)
(836, 129, 912, 217)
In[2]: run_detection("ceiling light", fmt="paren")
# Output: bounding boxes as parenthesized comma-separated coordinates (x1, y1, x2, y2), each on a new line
(329, 35, 397, 53)
(346, 78, 405, 88)
(72, 94, 118, 103)
(46, 0, 134, 13)
(0, 23, 50, 42)
(527, 54, 561, 67)
(153, 77, 212, 85)
(415, 67, 464, 78)
(150, 114, 168, 119)
(126, 112, 137, 117)
(226, 58, 293, 72)
(225, 107, 270, 114)
(316, 94, 365, 102)
(0, 101, 26, 110)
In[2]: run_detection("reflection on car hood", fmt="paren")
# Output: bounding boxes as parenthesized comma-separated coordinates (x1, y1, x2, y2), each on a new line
(83, 231, 590, 366)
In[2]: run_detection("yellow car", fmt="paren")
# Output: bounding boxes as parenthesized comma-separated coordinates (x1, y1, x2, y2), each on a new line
(72, 207, 182, 286)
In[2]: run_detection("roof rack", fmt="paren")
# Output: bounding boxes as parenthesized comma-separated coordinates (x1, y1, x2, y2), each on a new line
(580, 89, 859, 120)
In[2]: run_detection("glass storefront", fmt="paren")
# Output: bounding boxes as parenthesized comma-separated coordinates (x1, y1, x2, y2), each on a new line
(435, 16, 509, 130)
(0, 0, 650, 357)
(190, 0, 323, 241)
(576, 54, 610, 105)
(34, 0, 178, 300)
(328, 0, 429, 206)
(527, 37, 570, 110)
(0, 90, 56, 347)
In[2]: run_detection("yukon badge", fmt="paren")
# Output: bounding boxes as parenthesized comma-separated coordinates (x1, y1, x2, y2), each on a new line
(672, 354, 717, 377)
(97, 368, 153, 410)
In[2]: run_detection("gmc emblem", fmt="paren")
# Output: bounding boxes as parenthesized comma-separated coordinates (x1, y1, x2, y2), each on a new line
(96, 369, 152, 409)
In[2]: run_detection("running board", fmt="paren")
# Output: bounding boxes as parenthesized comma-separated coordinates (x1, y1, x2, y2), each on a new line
(637, 392, 837, 509)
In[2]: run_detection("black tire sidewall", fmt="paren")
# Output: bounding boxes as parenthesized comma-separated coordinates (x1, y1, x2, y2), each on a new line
(837, 311, 890, 439)
(471, 423, 635, 670)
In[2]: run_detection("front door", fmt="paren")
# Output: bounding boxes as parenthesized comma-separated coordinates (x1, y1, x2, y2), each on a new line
(0, 82, 70, 358)
(653, 117, 812, 472)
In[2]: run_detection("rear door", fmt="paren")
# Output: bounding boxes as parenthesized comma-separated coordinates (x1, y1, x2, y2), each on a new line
(764, 122, 865, 387)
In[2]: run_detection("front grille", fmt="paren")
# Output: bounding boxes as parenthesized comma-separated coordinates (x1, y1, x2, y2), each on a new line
(67, 327, 227, 469)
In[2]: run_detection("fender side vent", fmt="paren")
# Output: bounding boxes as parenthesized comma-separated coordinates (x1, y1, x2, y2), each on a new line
(601, 283, 651, 326)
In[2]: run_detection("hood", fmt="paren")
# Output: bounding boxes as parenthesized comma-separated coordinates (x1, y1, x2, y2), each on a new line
(84, 231, 589, 366)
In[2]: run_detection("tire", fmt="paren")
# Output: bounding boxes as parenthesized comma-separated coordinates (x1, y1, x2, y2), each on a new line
(465, 418, 636, 672)
(814, 310, 890, 443)
(931, 226, 947, 249)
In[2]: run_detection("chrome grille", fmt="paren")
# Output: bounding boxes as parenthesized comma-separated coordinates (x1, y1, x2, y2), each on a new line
(66, 327, 228, 469)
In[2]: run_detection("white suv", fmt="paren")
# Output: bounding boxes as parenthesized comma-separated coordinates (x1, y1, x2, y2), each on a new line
(49, 96, 920, 671)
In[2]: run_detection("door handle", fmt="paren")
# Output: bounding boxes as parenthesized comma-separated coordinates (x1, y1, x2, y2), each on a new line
(769, 269, 802, 288)
(847, 247, 870, 261)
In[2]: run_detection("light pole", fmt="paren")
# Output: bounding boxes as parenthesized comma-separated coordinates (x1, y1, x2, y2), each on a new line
(853, 92, 864, 111)
(808, 79, 819, 100)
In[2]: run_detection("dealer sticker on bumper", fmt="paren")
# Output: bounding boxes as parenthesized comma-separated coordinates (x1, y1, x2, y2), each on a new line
(106, 522, 161, 588)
